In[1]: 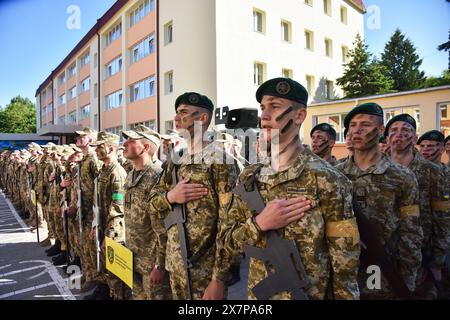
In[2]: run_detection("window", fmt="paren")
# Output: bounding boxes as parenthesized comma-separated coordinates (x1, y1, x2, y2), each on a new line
(93, 114, 98, 130)
(306, 75, 315, 96)
(94, 83, 98, 98)
(253, 9, 265, 33)
(58, 74, 66, 86)
(129, 75, 156, 103)
(305, 30, 314, 50)
(94, 53, 98, 68)
(68, 111, 77, 124)
(58, 93, 66, 105)
(69, 86, 77, 100)
(165, 120, 174, 134)
(68, 64, 76, 78)
(131, 120, 156, 131)
(326, 80, 334, 99)
(80, 77, 90, 94)
(323, 0, 331, 16)
(253, 62, 265, 86)
(282, 68, 293, 79)
(164, 21, 173, 45)
(313, 113, 347, 142)
(325, 38, 333, 58)
(105, 90, 123, 110)
(340, 6, 348, 24)
(106, 126, 123, 136)
(281, 20, 291, 42)
(80, 51, 90, 67)
(305, 0, 313, 6)
(106, 56, 122, 78)
(130, 34, 156, 64)
(79, 104, 91, 120)
(106, 23, 122, 47)
(439, 103, 450, 137)
(58, 115, 65, 125)
(165, 71, 174, 94)
(130, 0, 155, 27)
(342, 45, 349, 63)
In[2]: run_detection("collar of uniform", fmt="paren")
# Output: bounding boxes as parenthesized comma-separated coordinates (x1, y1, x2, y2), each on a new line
(179, 141, 222, 165)
(127, 160, 160, 188)
(258, 148, 312, 187)
(342, 153, 391, 176)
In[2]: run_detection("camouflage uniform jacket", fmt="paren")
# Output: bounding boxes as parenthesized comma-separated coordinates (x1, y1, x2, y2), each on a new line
(336, 154, 423, 291)
(219, 148, 360, 300)
(124, 160, 165, 273)
(408, 151, 449, 269)
(98, 160, 127, 243)
(148, 142, 238, 283)
(79, 150, 101, 223)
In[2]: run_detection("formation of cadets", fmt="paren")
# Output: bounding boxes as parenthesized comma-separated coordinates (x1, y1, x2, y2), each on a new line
(0, 77, 449, 300)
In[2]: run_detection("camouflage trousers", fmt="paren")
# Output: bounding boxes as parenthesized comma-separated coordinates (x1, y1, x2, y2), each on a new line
(133, 264, 172, 300)
(52, 207, 67, 251)
(168, 264, 227, 300)
(68, 218, 80, 258)
(80, 222, 97, 282)
(42, 202, 56, 239)
(97, 245, 127, 300)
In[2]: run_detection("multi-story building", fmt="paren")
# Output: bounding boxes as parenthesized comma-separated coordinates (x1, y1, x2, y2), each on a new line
(35, 0, 365, 140)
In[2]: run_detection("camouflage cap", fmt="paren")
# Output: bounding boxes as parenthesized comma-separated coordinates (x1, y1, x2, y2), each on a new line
(43, 142, 56, 149)
(75, 127, 97, 137)
(90, 131, 120, 147)
(344, 102, 384, 128)
(417, 130, 445, 145)
(256, 77, 308, 106)
(159, 129, 181, 141)
(310, 123, 337, 140)
(28, 142, 42, 151)
(122, 125, 161, 148)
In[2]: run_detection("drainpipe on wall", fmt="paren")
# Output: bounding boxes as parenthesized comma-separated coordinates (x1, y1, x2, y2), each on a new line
(156, 0, 160, 134)
(97, 30, 101, 131)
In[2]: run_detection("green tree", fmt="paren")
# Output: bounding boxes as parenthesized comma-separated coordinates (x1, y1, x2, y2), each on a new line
(381, 29, 425, 90)
(337, 34, 394, 98)
(0, 96, 36, 133)
(423, 70, 450, 88)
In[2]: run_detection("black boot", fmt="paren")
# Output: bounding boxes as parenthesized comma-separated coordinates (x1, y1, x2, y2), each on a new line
(45, 239, 61, 254)
(52, 251, 68, 266)
(83, 283, 111, 300)
(46, 240, 62, 257)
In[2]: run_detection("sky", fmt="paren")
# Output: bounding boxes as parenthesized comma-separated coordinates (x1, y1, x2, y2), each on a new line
(0, 0, 448, 108)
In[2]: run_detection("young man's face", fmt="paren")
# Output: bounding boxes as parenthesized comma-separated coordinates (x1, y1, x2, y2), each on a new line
(311, 130, 335, 155)
(95, 143, 110, 161)
(259, 96, 305, 145)
(388, 121, 416, 152)
(174, 104, 209, 138)
(445, 140, 450, 156)
(69, 152, 84, 163)
(123, 138, 152, 160)
(348, 114, 384, 152)
(76, 135, 91, 148)
(419, 140, 444, 162)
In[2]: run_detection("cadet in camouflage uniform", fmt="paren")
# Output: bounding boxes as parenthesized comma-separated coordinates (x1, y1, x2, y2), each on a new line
(85, 132, 127, 300)
(64, 145, 85, 271)
(336, 103, 423, 299)
(117, 146, 133, 174)
(310, 123, 338, 166)
(386, 115, 450, 299)
(444, 136, 450, 166)
(121, 125, 171, 300)
(148, 92, 238, 300)
(75, 127, 102, 291)
(417, 130, 450, 298)
(219, 78, 360, 300)
(25, 144, 44, 228)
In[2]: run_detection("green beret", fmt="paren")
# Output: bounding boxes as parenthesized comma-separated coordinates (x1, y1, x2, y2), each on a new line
(417, 130, 444, 145)
(310, 123, 336, 140)
(445, 135, 450, 145)
(175, 92, 214, 113)
(384, 113, 416, 137)
(256, 78, 308, 106)
(344, 102, 384, 128)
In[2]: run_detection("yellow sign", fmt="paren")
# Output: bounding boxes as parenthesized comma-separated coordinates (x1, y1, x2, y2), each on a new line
(105, 237, 133, 289)
(31, 190, 36, 206)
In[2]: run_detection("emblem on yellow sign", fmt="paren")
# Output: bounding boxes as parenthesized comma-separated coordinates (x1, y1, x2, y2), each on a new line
(105, 237, 133, 289)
